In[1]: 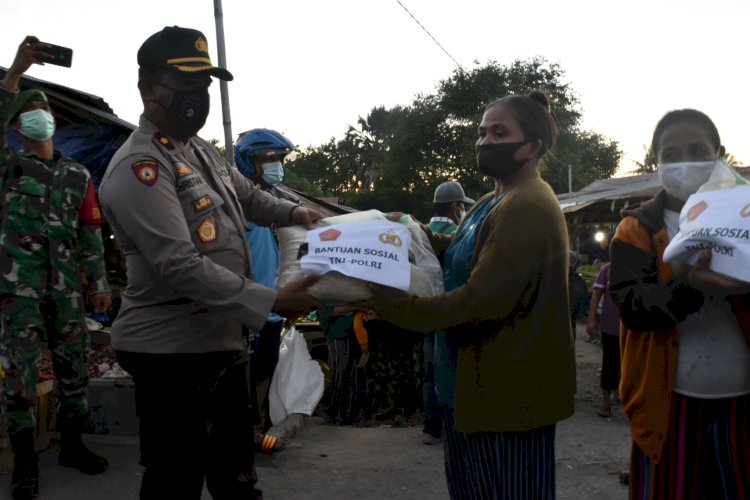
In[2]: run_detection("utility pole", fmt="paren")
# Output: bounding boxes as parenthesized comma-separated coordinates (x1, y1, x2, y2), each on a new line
(214, 0, 234, 164)
(568, 164, 573, 193)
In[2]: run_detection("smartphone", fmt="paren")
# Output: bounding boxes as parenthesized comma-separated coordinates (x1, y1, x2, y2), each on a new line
(38, 43, 73, 68)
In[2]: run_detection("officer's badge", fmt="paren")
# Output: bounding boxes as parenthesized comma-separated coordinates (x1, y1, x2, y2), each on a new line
(197, 218, 217, 243)
(154, 133, 174, 150)
(175, 162, 192, 177)
(132, 160, 158, 186)
(195, 37, 209, 53)
(192, 194, 214, 213)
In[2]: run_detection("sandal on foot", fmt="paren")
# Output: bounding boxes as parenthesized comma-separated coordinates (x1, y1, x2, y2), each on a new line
(254, 433, 285, 455)
(597, 406, 611, 418)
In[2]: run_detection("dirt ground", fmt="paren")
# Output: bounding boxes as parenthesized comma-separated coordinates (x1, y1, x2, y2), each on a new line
(0, 322, 632, 499)
(253, 322, 632, 500)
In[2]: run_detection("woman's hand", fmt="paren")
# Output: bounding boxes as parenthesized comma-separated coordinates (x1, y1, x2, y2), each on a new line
(367, 282, 409, 305)
(687, 250, 750, 295)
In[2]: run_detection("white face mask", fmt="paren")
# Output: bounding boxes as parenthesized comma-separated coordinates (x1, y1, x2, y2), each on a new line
(458, 209, 466, 224)
(19, 108, 55, 141)
(657, 160, 716, 202)
(260, 161, 284, 186)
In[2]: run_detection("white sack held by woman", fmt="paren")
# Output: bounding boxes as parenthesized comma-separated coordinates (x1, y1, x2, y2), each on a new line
(663, 158, 750, 282)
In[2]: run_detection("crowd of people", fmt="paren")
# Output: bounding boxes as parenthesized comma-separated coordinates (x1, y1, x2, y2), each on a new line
(1, 26, 748, 500)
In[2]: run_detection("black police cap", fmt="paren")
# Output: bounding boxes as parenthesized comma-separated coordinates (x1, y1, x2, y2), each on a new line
(138, 26, 233, 81)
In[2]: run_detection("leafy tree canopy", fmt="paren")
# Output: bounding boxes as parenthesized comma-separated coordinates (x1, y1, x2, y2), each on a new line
(284, 58, 623, 221)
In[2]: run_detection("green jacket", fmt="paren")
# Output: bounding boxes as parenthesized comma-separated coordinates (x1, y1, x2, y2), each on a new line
(378, 175, 575, 432)
(0, 86, 108, 298)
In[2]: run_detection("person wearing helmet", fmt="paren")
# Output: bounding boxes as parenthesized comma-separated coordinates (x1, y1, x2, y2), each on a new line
(234, 128, 297, 449)
(235, 128, 296, 196)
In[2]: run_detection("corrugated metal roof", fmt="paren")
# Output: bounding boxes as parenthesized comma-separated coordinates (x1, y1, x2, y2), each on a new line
(558, 167, 750, 214)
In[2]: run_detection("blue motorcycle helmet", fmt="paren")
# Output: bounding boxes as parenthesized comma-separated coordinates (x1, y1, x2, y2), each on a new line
(234, 128, 295, 178)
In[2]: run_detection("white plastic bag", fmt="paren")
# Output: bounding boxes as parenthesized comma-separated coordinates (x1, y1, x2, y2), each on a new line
(663, 159, 750, 281)
(268, 325, 324, 426)
(400, 214, 444, 296)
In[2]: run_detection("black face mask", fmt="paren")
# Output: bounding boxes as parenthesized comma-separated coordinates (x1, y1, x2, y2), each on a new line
(475, 141, 528, 179)
(153, 83, 210, 140)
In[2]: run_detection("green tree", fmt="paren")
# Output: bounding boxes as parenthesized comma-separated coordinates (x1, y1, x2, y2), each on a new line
(288, 58, 622, 220)
(208, 138, 226, 156)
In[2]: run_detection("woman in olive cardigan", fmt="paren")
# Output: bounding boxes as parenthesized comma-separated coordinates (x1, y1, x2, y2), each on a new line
(374, 93, 575, 500)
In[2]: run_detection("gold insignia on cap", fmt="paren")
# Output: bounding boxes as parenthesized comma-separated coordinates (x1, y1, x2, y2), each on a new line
(159, 137, 169, 145)
(195, 37, 209, 53)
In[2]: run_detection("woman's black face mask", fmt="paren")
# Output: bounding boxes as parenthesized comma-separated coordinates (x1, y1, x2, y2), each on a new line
(475, 141, 528, 179)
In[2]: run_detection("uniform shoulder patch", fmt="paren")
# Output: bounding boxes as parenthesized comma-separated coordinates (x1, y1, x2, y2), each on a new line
(132, 160, 159, 186)
(197, 217, 218, 243)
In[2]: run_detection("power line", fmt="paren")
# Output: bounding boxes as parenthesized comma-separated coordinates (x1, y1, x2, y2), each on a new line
(394, 0, 465, 73)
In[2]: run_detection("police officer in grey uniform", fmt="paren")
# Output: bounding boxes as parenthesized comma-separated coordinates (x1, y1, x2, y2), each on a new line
(99, 26, 321, 499)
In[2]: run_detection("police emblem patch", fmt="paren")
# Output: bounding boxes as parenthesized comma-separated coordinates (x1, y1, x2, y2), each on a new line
(192, 194, 214, 213)
(132, 160, 158, 186)
(197, 218, 217, 243)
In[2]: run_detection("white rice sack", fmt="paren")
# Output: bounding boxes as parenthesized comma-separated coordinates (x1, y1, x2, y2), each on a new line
(277, 219, 439, 304)
(319, 209, 387, 226)
(663, 184, 750, 282)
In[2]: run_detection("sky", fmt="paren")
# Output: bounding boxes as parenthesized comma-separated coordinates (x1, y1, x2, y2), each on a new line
(3, 0, 749, 176)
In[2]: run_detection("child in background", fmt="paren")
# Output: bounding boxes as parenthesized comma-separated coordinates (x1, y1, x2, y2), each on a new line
(586, 262, 621, 418)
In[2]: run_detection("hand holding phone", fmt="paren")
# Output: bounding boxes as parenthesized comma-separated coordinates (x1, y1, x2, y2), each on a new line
(37, 42, 73, 68)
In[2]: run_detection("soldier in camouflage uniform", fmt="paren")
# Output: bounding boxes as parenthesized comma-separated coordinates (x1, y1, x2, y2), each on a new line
(1, 36, 111, 499)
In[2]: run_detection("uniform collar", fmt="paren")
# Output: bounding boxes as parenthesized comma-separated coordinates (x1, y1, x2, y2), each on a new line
(138, 114, 192, 151)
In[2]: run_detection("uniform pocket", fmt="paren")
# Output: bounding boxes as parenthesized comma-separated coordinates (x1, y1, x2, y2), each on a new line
(57, 172, 86, 230)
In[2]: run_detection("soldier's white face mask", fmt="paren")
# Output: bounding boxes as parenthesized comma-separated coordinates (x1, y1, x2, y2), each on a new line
(658, 159, 716, 202)
(19, 109, 55, 141)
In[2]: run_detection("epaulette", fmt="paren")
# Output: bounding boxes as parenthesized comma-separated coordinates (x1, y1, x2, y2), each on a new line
(154, 132, 175, 151)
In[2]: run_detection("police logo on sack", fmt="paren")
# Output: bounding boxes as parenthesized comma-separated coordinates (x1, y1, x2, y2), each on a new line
(319, 228, 342, 242)
(132, 160, 158, 186)
(378, 230, 403, 247)
(197, 218, 217, 243)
